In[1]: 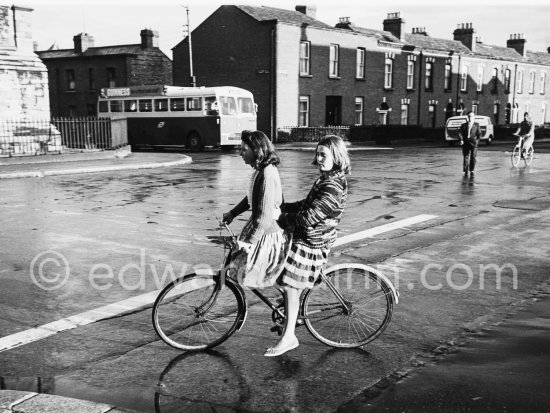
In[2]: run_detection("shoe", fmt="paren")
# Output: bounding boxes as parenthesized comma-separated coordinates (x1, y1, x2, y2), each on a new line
(264, 337, 299, 357)
(470, 171, 475, 176)
(463, 171, 468, 176)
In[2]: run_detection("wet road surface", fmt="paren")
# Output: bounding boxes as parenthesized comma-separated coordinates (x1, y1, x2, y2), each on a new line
(1, 144, 550, 412)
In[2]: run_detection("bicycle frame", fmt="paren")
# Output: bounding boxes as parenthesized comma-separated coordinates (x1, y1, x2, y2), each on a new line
(216, 221, 356, 328)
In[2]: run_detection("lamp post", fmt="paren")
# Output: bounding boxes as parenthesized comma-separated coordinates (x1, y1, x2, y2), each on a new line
(183, 6, 196, 87)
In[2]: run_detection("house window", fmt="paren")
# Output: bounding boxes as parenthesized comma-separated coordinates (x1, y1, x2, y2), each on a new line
(88, 68, 95, 90)
(298, 96, 309, 126)
(354, 97, 364, 125)
(428, 104, 436, 128)
(476, 66, 483, 92)
(491, 67, 498, 93)
(299, 41, 310, 76)
(107, 67, 116, 88)
(356, 48, 365, 79)
(329, 44, 339, 78)
(401, 104, 409, 125)
(504, 69, 511, 93)
(407, 60, 415, 89)
(460, 65, 468, 91)
(87, 104, 96, 116)
(68, 105, 76, 116)
(542, 103, 547, 123)
(472, 104, 478, 115)
(444, 63, 452, 91)
(529, 71, 535, 94)
(516, 70, 523, 94)
(66, 69, 75, 90)
(425, 62, 433, 90)
(540, 72, 546, 94)
(384, 58, 393, 89)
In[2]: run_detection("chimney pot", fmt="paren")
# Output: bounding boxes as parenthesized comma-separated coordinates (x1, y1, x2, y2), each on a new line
(295, 5, 317, 18)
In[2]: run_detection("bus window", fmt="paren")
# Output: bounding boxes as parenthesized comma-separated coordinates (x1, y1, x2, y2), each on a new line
(238, 97, 255, 114)
(155, 98, 168, 112)
(124, 100, 138, 112)
(171, 98, 185, 111)
(98, 101, 109, 113)
(187, 97, 202, 111)
(139, 99, 152, 112)
(204, 96, 218, 114)
(220, 96, 237, 115)
(110, 100, 123, 112)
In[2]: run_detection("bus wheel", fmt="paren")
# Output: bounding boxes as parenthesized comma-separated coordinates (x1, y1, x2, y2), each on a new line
(187, 132, 204, 152)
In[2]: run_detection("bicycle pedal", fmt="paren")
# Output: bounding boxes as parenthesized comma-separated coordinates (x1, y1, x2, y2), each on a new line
(270, 325, 283, 335)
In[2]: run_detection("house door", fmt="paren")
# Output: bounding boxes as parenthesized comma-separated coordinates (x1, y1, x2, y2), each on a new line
(325, 96, 342, 126)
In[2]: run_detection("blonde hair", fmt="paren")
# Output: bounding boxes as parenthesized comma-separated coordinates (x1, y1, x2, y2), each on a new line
(312, 135, 351, 174)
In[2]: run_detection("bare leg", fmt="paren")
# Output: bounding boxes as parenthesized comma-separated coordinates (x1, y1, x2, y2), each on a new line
(264, 286, 301, 356)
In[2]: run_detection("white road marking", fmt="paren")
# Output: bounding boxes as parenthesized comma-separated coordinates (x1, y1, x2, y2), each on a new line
(0, 214, 437, 353)
(334, 214, 438, 247)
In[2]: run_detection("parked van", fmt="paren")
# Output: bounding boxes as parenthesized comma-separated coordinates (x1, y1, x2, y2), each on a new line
(445, 115, 494, 145)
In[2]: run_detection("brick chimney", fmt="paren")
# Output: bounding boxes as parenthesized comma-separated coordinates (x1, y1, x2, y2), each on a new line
(295, 5, 317, 18)
(140, 29, 159, 48)
(453, 22, 476, 51)
(411, 27, 428, 36)
(73, 33, 94, 53)
(507, 33, 526, 57)
(335, 17, 352, 30)
(383, 12, 406, 42)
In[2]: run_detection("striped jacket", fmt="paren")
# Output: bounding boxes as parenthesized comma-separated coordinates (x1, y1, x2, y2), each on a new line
(279, 171, 347, 248)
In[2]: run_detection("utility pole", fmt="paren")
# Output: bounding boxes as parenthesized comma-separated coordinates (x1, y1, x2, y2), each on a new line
(183, 6, 196, 87)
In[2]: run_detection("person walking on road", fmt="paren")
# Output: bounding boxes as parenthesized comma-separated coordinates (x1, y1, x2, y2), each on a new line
(222, 130, 287, 288)
(515, 112, 535, 157)
(268, 135, 351, 357)
(460, 110, 481, 177)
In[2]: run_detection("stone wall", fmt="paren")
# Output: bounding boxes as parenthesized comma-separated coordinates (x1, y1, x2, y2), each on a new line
(0, 4, 50, 120)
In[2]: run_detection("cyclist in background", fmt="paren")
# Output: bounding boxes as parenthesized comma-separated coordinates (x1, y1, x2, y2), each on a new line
(515, 112, 535, 157)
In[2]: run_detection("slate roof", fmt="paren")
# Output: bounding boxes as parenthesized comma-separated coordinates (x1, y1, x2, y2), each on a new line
(344, 24, 400, 43)
(37, 44, 144, 59)
(405, 33, 472, 54)
(236, 5, 334, 29)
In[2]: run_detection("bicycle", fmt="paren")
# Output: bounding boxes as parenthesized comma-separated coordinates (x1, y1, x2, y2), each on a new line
(511, 134, 534, 167)
(152, 222, 399, 351)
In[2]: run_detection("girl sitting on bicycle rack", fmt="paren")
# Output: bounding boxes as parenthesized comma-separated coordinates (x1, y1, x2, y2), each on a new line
(222, 130, 288, 288)
(515, 112, 535, 156)
(268, 135, 351, 357)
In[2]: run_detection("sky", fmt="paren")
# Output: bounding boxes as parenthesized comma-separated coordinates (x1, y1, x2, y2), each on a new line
(16, 0, 550, 58)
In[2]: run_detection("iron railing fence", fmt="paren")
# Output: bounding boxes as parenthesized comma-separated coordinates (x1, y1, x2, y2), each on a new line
(51, 117, 112, 150)
(0, 118, 62, 157)
(0, 117, 117, 157)
(276, 126, 350, 143)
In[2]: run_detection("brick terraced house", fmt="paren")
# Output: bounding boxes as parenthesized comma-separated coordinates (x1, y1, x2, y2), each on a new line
(36, 29, 173, 117)
(172, 5, 550, 138)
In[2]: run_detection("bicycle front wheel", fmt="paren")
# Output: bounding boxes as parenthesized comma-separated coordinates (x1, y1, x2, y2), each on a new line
(303, 265, 395, 348)
(511, 145, 521, 167)
(524, 147, 534, 166)
(152, 273, 245, 351)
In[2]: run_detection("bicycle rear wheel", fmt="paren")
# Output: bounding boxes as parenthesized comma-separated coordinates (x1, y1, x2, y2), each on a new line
(152, 273, 245, 351)
(524, 147, 534, 166)
(511, 145, 521, 167)
(303, 265, 395, 348)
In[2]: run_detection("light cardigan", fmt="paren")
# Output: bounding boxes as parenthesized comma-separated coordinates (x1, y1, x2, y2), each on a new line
(229, 164, 283, 244)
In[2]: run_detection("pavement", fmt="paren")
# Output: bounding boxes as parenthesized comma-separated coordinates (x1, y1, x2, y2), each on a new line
(1, 141, 549, 412)
(0, 147, 193, 180)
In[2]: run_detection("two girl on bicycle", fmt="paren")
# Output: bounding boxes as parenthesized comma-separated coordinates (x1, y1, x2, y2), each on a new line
(223, 131, 351, 357)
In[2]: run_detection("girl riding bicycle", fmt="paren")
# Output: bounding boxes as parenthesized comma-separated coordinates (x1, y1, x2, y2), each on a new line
(267, 135, 351, 357)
